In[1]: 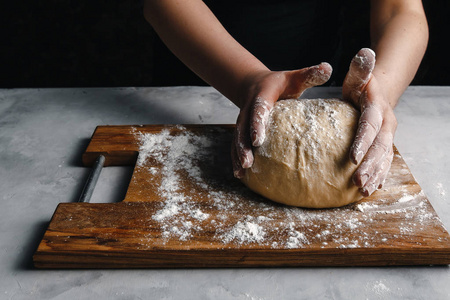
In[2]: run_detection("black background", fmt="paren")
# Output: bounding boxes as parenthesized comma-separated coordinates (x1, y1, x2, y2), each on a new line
(1, 0, 448, 88)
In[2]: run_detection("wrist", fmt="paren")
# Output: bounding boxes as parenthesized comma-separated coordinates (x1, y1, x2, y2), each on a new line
(234, 68, 272, 109)
(370, 69, 400, 109)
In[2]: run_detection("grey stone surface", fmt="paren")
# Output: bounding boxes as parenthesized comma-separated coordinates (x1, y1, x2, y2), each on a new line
(0, 86, 449, 300)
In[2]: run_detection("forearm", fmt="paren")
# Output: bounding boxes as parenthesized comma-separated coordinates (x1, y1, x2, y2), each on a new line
(370, 0, 428, 107)
(143, 0, 269, 107)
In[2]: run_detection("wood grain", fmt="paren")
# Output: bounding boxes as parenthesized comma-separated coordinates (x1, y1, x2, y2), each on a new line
(34, 125, 450, 268)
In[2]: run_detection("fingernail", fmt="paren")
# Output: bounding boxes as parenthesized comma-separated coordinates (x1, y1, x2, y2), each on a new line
(363, 48, 376, 58)
(360, 188, 369, 197)
(379, 178, 386, 189)
(354, 151, 364, 165)
(360, 185, 374, 197)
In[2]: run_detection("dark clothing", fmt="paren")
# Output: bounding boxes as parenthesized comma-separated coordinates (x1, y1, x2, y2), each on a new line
(152, 0, 343, 86)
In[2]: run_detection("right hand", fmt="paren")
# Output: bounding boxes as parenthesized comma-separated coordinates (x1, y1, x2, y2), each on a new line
(232, 62, 333, 178)
(342, 48, 397, 197)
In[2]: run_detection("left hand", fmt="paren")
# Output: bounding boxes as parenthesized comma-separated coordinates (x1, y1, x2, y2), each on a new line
(231, 63, 333, 178)
(343, 48, 398, 197)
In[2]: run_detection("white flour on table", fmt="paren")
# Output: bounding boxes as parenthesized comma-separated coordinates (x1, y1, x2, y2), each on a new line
(133, 126, 443, 249)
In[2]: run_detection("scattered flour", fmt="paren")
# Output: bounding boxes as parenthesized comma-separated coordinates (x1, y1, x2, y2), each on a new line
(132, 126, 444, 249)
(398, 194, 415, 203)
(221, 219, 266, 244)
(436, 182, 446, 196)
(372, 280, 390, 296)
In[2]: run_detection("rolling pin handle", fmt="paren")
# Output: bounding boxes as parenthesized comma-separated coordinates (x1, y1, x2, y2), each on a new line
(78, 155, 106, 203)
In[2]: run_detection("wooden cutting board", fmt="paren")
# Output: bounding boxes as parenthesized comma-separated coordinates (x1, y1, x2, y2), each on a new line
(33, 125, 450, 268)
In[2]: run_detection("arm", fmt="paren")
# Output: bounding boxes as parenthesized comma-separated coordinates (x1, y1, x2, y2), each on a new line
(144, 0, 332, 176)
(370, 0, 429, 106)
(343, 0, 428, 196)
(143, 0, 267, 105)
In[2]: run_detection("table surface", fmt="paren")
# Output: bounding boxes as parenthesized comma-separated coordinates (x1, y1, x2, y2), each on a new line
(1, 86, 449, 300)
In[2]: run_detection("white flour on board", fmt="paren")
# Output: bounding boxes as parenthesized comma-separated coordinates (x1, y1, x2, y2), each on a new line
(133, 126, 443, 249)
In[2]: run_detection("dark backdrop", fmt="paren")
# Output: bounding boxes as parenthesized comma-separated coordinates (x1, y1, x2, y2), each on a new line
(1, 0, 448, 88)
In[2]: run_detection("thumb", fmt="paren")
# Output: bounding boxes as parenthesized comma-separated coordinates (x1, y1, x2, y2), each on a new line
(250, 63, 333, 147)
(282, 62, 333, 99)
(250, 96, 274, 147)
(342, 48, 376, 105)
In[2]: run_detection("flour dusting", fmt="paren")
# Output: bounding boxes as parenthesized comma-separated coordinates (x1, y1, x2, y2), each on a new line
(436, 182, 446, 196)
(132, 125, 446, 249)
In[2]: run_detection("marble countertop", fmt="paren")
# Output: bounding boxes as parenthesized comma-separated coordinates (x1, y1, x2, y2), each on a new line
(1, 86, 449, 300)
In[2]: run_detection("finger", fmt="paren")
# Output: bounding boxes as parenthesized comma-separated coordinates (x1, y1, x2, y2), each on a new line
(353, 128, 394, 188)
(358, 110, 397, 193)
(282, 62, 333, 99)
(342, 48, 376, 104)
(235, 109, 254, 169)
(376, 148, 393, 189)
(359, 147, 393, 196)
(250, 96, 273, 147)
(231, 135, 244, 178)
(302, 62, 333, 88)
(350, 93, 384, 165)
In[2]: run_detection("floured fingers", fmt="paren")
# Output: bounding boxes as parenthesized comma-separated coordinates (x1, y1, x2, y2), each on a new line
(353, 130, 394, 196)
(284, 62, 332, 99)
(362, 147, 393, 196)
(303, 62, 333, 88)
(350, 94, 383, 164)
(231, 139, 244, 178)
(343, 48, 376, 104)
(232, 109, 254, 178)
(250, 96, 273, 147)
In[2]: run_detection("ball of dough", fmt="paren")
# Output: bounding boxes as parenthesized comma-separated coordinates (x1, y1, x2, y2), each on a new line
(241, 98, 363, 208)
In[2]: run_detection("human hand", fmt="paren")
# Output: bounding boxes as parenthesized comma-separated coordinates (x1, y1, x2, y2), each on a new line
(232, 63, 333, 178)
(343, 48, 398, 196)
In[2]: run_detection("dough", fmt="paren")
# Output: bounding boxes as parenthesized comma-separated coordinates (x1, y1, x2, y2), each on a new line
(241, 98, 363, 208)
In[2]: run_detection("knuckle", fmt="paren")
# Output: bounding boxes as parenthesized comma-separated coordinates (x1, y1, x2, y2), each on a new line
(359, 119, 379, 134)
(371, 140, 391, 155)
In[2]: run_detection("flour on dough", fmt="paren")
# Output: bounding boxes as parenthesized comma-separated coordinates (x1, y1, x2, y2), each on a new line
(241, 99, 363, 208)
